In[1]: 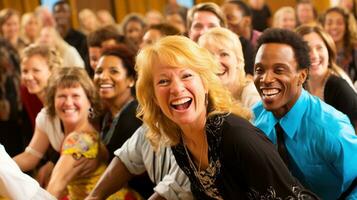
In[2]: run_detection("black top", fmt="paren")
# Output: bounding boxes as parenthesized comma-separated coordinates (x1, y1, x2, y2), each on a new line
(239, 36, 255, 76)
(172, 114, 318, 200)
(100, 100, 155, 198)
(100, 100, 142, 159)
(251, 4, 271, 32)
(64, 29, 92, 76)
(0, 40, 26, 156)
(324, 74, 357, 127)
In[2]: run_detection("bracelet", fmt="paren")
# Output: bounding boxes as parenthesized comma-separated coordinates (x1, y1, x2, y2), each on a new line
(25, 146, 44, 159)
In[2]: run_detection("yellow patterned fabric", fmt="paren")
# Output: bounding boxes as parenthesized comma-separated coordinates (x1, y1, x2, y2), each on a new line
(62, 131, 143, 200)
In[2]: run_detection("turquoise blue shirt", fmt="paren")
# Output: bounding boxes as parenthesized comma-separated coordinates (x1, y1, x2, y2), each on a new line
(253, 89, 357, 200)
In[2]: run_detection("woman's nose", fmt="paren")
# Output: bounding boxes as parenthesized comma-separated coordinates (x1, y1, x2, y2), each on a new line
(170, 78, 185, 95)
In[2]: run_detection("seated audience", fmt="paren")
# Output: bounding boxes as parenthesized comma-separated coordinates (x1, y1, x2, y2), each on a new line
(145, 10, 164, 26)
(295, 0, 318, 26)
(296, 25, 357, 131)
(135, 35, 318, 199)
(87, 24, 189, 200)
(87, 25, 124, 72)
(140, 23, 181, 48)
(322, 7, 357, 83)
(247, 0, 271, 31)
(252, 28, 357, 199)
(198, 27, 260, 108)
(94, 45, 154, 198)
(121, 13, 147, 52)
(78, 8, 100, 36)
(44, 67, 141, 199)
(222, 0, 262, 47)
(20, 12, 41, 45)
(272, 6, 296, 31)
(37, 26, 84, 68)
(0, 8, 26, 53)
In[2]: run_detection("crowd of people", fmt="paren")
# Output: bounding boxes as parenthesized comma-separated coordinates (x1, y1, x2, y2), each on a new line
(0, 0, 357, 199)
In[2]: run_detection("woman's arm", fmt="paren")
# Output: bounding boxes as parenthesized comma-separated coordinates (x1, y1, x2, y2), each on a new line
(75, 140, 108, 178)
(46, 154, 83, 198)
(85, 157, 134, 200)
(0, 145, 56, 200)
(148, 192, 167, 200)
(13, 126, 50, 171)
(48, 131, 102, 198)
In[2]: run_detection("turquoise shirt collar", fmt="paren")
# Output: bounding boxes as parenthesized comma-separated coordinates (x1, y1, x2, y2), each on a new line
(278, 89, 308, 140)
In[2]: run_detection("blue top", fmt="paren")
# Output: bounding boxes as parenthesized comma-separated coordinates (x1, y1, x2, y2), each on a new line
(253, 89, 357, 200)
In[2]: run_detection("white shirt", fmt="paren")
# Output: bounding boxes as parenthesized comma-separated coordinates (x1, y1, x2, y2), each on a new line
(62, 46, 85, 68)
(35, 108, 64, 152)
(0, 144, 55, 200)
(115, 125, 193, 200)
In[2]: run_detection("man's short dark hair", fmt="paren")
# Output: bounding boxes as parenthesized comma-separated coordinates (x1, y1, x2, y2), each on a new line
(52, 0, 69, 12)
(255, 28, 311, 70)
(227, 0, 252, 17)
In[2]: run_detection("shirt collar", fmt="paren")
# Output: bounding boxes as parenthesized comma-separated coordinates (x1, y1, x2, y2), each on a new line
(278, 89, 308, 139)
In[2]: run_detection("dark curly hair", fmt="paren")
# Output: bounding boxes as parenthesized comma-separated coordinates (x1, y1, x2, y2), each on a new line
(255, 28, 311, 70)
(99, 44, 136, 80)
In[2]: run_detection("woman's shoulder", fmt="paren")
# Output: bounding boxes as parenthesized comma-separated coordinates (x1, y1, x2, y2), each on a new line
(222, 114, 271, 145)
(122, 99, 139, 114)
(224, 114, 257, 131)
(326, 74, 356, 95)
(62, 131, 99, 159)
(35, 108, 60, 130)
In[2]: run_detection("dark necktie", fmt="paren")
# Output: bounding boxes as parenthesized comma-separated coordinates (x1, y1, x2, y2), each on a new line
(275, 123, 290, 167)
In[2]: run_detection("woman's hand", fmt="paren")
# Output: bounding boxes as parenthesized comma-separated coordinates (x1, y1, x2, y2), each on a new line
(36, 161, 55, 187)
(74, 156, 99, 177)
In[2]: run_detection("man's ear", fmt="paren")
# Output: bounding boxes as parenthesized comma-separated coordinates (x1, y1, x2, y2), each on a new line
(298, 68, 308, 86)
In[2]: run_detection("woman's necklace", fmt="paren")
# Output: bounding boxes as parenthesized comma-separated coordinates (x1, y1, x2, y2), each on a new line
(182, 134, 223, 200)
(182, 132, 207, 174)
(183, 136, 205, 192)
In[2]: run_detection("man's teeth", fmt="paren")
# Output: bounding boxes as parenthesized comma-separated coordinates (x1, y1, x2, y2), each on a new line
(262, 89, 280, 96)
(171, 97, 191, 106)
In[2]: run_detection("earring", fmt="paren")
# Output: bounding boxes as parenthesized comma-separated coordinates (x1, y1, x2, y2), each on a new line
(205, 93, 209, 106)
(88, 107, 95, 119)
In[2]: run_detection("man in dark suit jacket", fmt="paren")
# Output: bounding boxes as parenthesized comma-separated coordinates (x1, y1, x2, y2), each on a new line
(52, 0, 92, 76)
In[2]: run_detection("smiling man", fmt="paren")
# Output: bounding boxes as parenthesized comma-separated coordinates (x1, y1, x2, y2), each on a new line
(252, 28, 357, 200)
